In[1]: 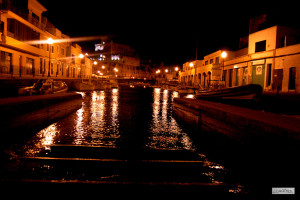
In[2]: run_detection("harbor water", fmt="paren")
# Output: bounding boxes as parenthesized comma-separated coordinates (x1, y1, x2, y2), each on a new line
(3, 86, 297, 197)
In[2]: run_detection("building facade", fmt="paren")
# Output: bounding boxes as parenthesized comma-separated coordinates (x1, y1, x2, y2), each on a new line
(179, 25, 300, 93)
(93, 40, 144, 79)
(0, 0, 92, 80)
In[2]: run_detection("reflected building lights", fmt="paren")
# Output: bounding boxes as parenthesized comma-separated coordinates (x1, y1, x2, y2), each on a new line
(91, 91, 106, 138)
(111, 88, 120, 137)
(74, 106, 85, 145)
(24, 123, 59, 156)
(147, 88, 194, 150)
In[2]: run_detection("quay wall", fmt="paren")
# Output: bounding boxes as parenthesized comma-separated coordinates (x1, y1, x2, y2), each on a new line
(173, 98, 300, 145)
(0, 93, 82, 144)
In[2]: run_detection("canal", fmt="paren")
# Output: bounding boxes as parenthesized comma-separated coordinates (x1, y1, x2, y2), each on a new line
(2, 86, 297, 197)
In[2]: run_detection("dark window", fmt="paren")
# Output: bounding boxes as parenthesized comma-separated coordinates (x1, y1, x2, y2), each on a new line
(40, 58, 43, 74)
(255, 40, 266, 52)
(280, 36, 286, 48)
(25, 57, 34, 75)
(289, 67, 296, 90)
(229, 69, 233, 87)
(266, 64, 272, 86)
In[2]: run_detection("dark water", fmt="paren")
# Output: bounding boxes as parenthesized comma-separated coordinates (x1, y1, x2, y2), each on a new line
(1, 86, 265, 196)
(20, 87, 195, 154)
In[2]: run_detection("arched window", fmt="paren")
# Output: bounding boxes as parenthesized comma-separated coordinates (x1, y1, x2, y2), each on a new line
(208, 71, 211, 86)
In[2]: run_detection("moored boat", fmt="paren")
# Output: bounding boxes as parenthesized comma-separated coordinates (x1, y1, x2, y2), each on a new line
(176, 86, 196, 95)
(195, 84, 262, 100)
(18, 79, 68, 95)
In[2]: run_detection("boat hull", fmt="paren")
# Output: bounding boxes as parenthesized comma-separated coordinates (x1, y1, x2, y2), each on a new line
(195, 84, 262, 100)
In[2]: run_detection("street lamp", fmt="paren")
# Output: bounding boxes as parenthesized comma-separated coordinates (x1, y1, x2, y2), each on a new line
(47, 38, 54, 77)
(79, 53, 84, 78)
(114, 67, 118, 78)
(221, 51, 227, 82)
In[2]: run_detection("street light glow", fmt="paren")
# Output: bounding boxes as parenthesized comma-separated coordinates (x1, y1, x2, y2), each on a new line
(47, 38, 54, 44)
(189, 62, 194, 67)
(221, 51, 227, 58)
(79, 54, 84, 59)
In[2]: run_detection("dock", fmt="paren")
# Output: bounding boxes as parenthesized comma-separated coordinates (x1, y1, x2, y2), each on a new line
(0, 93, 82, 144)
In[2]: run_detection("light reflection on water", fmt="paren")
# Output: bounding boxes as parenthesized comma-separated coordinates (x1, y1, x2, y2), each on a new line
(146, 88, 194, 150)
(24, 87, 193, 155)
(13, 86, 245, 194)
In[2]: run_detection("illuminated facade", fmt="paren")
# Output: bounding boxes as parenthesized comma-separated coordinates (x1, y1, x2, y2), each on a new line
(0, 0, 92, 80)
(93, 41, 143, 79)
(180, 25, 300, 93)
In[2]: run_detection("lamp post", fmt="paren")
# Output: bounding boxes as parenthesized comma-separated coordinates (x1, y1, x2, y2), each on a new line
(79, 53, 84, 79)
(47, 38, 53, 77)
(221, 51, 227, 82)
(189, 62, 194, 86)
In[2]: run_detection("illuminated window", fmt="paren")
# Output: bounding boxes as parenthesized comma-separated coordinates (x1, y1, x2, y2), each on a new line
(111, 55, 120, 60)
(25, 57, 34, 75)
(95, 44, 104, 51)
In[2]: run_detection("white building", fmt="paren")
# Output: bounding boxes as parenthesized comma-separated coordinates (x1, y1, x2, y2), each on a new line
(180, 25, 300, 93)
(0, 0, 92, 80)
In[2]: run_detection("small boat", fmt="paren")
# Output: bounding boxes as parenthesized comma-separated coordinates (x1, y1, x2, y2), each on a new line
(18, 79, 68, 95)
(195, 84, 262, 100)
(176, 86, 196, 95)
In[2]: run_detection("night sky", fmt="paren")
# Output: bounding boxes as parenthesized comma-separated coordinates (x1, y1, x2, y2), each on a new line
(38, 0, 299, 65)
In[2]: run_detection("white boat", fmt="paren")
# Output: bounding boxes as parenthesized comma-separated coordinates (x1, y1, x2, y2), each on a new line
(18, 79, 68, 95)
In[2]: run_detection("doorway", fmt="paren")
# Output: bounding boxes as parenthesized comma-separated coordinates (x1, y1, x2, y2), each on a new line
(289, 67, 296, 90)
(252, 65, 265, 88)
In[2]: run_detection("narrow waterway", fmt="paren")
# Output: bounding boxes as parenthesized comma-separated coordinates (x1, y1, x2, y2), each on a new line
(2, 86, 247, 195)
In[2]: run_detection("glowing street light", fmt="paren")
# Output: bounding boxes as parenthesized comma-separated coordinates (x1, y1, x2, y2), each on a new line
(47, 38, 54, 45)
(79, 54, 84, 78)
(165, 69, 169, 73)
(221, 51, 227, 59)
(221, 51, 227, 82)
(93, 61, 98, 65)
(47, 38, 53, 77)
(175, 67, 179, 71)
(189, 62, 194, 67)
